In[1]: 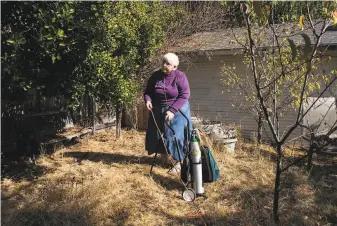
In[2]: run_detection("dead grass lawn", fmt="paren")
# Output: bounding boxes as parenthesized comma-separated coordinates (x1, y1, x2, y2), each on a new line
(1, 129, 336, 226)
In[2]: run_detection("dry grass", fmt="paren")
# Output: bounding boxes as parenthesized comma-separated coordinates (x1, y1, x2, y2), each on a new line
(1, 129, 336, 226)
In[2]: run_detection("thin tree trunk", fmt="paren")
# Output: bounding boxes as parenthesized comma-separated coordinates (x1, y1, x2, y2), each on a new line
(307, 135, 315, 170)
(273, 144, 282, 223)
(257, 114, 263, 144)
(78, 96, 83, 124)
(68, 107, 76, 124)
(92, 96, 96, 134)
(307, 146, 314, 170)
(272, 3, 279, 139)
(116, 102, 123, 139)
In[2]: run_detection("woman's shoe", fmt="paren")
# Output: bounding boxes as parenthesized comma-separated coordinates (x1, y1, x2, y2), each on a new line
(168, 162, 181, 175)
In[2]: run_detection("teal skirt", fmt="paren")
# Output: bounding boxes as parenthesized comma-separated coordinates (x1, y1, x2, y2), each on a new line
(145, 102, 192, 161)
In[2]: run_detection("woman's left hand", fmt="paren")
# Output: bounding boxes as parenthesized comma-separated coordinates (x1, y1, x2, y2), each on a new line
(165, 111, 174, 121)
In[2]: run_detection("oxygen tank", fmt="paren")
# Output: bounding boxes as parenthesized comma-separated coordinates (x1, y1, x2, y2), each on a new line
(191, 130, 204, 195)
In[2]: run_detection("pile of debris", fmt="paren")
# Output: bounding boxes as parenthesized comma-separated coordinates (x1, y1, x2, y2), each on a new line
(192, 117, 237, 152)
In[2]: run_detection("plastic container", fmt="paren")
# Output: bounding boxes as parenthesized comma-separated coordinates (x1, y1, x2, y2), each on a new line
(223, 138, 238, 153)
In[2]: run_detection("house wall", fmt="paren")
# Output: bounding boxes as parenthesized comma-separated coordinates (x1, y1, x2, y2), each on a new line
(180, 52, 337, 142)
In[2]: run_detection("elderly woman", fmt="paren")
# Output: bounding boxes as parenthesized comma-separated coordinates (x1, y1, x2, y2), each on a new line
(144, 52, 192, 174)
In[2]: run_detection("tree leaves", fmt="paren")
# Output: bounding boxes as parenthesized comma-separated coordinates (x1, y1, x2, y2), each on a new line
(301, 33, 312, 60)
(252, 2, 263, 19)
(4, 1, 280, 114)
(2, 2, 83, 106)
(76, 1, 177, 106)
(252, 2, 270, 25)
(299, 15, 304, 31)
(56, 29, 66, 39)
(287, 33, 312, 66)
(288, 33, 313, 64)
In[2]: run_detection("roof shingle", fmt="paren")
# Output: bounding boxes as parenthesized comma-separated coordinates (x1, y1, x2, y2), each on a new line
(169, 22, 337, 53)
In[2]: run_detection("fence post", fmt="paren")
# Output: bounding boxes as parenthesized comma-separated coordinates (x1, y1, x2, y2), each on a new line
(116, 102, 123, 138)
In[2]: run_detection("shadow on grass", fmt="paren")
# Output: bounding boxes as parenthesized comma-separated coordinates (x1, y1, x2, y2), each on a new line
(0, 182, 307, 226)
(276, 157, 337, 225)
(1, 182, 99, 226)
(162, 214, 242, 226)
(310, 159, 337, 224)
(156, 186, 274, 226)
(1, 209, 94, 226)
(2, 165, 326, 226)
(243, 144, 310, 170)
(3, 146, 335, 225)
(1, 160, 51, 182)
(150, 172, 185, 191)
(309, 161, 337, 183)
(64, 151, 156, 166)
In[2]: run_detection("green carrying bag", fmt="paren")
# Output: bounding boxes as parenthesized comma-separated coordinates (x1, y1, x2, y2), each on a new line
(180, 154, 191, 184)
(201, 145, 220, 183)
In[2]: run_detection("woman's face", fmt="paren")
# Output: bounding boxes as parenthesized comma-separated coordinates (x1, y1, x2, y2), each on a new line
(162, 60, 176, 74)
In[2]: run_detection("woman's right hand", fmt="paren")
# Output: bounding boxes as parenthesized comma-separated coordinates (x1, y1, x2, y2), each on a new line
(146, 101, 153, 110)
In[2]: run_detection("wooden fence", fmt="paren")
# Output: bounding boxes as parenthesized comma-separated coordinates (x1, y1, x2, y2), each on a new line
(1, 89, 116, 156)
(123, 97, 148, 130)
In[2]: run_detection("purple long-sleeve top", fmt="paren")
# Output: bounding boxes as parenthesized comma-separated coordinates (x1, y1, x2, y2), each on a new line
(144, 69, 190, 114)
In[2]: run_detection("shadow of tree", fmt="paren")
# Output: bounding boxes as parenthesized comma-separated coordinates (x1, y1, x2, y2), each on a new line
(160, 213, 242, 226)
(63, 149, 335, 225)
(150, 172, 185, 191)
(1, 160, 51, 182)
(278, 156, 337, 225)
(2, 178, 312, 226)
(2, 163, 327, 225)
(64, 151, 157, 166)
(1, 181, 99, 226)
(309, 161, 337, 183)
(3, 144, 335, 225)
(2, 209, 94, 226)
(153, 186, 277, 226)
(310, 160, 337, 224)
(244, 145, 309, 169)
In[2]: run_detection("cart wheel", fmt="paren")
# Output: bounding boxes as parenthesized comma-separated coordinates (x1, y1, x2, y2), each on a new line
(182, 188, 196, 202)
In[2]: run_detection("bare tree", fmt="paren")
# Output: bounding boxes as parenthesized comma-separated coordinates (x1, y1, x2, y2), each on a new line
(225, 2, 337, 222)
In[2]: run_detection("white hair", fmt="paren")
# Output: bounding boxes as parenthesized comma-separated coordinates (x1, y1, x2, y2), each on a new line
(163, 52, 179, 67)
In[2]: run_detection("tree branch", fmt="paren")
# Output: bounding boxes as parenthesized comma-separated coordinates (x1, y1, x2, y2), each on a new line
(230, 27, 249, 51)
(281, 76, 337, 143)
(280, 20, 331, 143)
(244, 12, 279, 143)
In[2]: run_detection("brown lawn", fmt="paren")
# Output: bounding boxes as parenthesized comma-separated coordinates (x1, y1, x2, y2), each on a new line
(1, 129, 336, 226)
